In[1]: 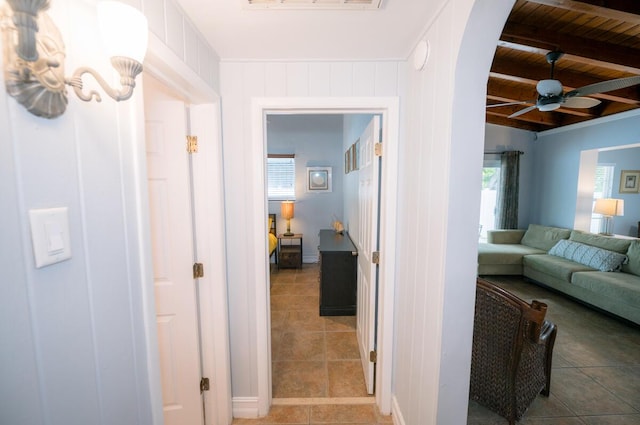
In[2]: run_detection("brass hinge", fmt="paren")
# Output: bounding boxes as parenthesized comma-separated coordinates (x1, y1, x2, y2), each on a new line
(372, 251, 380, 264)
(193, 262, 204, 279)
(374, 142, 382, 157)
(200, 377, 210, 393)
(187, 135, 198, 153)
(369, 350, 377, 363)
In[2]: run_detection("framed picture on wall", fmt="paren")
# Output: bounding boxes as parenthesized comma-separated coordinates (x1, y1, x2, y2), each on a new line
(619, 170, 640, 193)
(352, 139, 360, 171)
(345, 150, 351, 174)
(307, 167, 332, 192)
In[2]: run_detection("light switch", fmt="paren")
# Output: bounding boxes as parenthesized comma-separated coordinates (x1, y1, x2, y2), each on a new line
(29, 207, 72, 268)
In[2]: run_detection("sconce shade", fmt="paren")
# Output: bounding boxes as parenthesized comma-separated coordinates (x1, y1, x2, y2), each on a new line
(593, 198, 624, 217)
(98, 1, 148, 64)
(281, 201, 295, 220)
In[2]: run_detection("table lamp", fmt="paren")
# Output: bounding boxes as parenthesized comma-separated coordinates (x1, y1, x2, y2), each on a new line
(593, 198, 624, 235)
(281, 201, 295, 236)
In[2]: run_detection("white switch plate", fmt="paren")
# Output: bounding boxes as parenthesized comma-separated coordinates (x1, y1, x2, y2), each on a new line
(29, 207, 72, 268)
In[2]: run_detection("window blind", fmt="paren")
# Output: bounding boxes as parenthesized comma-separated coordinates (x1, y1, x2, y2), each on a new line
(267, 155, 295, 200)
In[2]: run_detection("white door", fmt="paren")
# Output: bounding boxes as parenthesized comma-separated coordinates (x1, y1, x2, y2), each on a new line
(145, 78, 204, 425)
(356, 116, 381, 395)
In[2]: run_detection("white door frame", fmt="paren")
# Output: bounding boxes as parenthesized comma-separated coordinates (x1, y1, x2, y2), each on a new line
(250, 97, 400, 415)
(139, 37, 232, 425)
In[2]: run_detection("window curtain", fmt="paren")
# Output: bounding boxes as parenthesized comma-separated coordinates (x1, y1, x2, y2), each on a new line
(495, 151, 521, 229)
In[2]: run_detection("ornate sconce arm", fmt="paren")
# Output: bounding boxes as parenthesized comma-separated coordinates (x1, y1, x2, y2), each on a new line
(67, 57, 143, 103)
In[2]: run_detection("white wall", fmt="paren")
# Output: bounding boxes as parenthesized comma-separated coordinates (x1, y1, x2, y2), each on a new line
(484, 124, 537, 228)
(0, 1, 221, 424)
(220, 61, 402, 413)
(532, 112, 640, 231)
(267, 114, 345, 261)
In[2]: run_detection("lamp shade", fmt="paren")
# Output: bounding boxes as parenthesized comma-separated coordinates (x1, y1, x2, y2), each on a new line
(98, 1, 149, 63)
(593, 198, 624, 216)
(281, 201, 295, 220)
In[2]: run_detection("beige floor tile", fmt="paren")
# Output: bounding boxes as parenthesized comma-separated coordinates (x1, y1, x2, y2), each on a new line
(327, 361, 368, 397)
(324, 316, 357, 332)
(287, 310, 327, 332)
(310, 404, 377, 423)
(271, 294, 319, 311)
(272, 361, 328, 398)
(580, 415, 640, 425)
(273, 332, 326, 362)
(581, 366, 640, 410)
(326, 332, 360, 360)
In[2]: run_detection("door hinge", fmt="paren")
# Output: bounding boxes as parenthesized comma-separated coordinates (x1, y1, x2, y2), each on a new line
(187, 135, 198, 154)
(372, 251, 380, 264)
(374, 142, 382, 157)
(200, 377, 210, 393)
(369, 350, 377, 363)
(193, 262, 204, 279)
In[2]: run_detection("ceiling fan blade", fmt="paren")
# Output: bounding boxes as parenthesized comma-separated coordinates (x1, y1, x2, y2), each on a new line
(508, 105, 537, 118)
(566, 76, 640, 98)
(563, 96, 601, 108)
(487, 100, 533, 108)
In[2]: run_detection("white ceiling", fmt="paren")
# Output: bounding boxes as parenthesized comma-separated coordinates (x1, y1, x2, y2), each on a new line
(175, 0, 441, 60)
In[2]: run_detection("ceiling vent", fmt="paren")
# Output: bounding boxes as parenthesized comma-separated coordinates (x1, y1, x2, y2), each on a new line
(245, 0, 383, 10)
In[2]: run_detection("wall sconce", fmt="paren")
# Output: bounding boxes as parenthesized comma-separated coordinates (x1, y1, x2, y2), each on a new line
(1, 0, 148, 118)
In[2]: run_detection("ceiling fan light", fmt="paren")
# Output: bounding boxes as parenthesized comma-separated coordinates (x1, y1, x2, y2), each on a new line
(538, 102, 561, 112)
(537, 79, 563, 96)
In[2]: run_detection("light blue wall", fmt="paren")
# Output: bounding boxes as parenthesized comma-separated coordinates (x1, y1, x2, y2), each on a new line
(532, 112, 640, 235)
(484, 124, 537, 229)
(598, 146, 640, 236)
(267, 114, 345, 261)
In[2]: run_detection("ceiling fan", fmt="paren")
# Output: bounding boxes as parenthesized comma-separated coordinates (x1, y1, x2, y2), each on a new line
(488, 50, 640, 118)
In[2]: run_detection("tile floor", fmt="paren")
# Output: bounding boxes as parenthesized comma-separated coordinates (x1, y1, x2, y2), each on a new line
(470, 276, 640, 425)
(231, 263, 392, 424)
(232, 269, 640, 424)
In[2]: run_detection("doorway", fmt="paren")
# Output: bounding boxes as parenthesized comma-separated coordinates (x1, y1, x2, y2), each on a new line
(142, 71, 232, 425)
(265, 113, 380, 399)
(250, 97, 400, 415)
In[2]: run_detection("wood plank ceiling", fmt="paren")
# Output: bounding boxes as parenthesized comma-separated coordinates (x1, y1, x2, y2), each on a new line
(486, 0, 640, 132)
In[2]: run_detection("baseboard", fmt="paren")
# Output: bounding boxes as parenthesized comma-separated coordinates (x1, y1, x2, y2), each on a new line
(232, 397, 259, 419)
(391, 395, 406, 425)
(303, 256, 319, 264)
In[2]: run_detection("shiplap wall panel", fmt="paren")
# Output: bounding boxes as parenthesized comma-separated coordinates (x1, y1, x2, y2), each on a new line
(220, 61, 255, 395)
(266, 63, 287, 97)
(184, 20, 199, 72)
(287, 63, 310, 96)
(144, 0, 220, 91)
(353, 62, 376, 96)
(165, 1, 185, 59)
(220, 60, 402, 402)
(330, 63, 354, 96)
(375, 62, 401, 97)
(309, 62, 332, 96)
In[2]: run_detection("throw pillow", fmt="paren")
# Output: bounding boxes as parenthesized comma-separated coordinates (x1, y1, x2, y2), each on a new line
(520, 224, 571, 251)
(548, 239, 628, 272)
(622, 240, 640, 277)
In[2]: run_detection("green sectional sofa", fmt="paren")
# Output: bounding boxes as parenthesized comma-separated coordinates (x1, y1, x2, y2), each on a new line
(478, 224, 640, 325)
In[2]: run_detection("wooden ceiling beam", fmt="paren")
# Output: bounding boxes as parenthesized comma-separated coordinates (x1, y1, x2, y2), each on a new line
(500, 22, 640, 73)
(524, 0, 640, 23)
(489, 54, 640, 104)
(486, 114, 546, 132)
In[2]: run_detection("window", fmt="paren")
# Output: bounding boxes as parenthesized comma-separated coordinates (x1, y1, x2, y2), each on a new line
(479, 160, 501, 241)
(590, 164, 615, 233)
(267, 155, 296, 200)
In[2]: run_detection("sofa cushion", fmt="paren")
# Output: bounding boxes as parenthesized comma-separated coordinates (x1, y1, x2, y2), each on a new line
(520, 224, 571, 251)
(569, 230, 632, 254)
(571, 271, 640, 306)
(548, 240, 628, 272)
(478, 243, 546, 265)
(622, 240, 640, 277)
(523, 254, 595, 282)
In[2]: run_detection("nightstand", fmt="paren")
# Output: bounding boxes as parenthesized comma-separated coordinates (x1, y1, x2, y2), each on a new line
(277, 234, 303, 269)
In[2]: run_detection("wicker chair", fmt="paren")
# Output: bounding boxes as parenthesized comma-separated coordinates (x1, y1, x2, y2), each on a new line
(470, 278, 557, 424)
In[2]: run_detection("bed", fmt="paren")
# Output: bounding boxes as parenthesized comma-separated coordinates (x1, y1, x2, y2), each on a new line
(268, 213, 278, 262)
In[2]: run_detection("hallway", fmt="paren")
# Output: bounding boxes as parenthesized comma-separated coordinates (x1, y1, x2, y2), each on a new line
(269, 263, 370, 398)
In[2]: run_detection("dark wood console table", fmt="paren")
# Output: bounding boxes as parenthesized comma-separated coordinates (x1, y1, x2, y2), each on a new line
(318, 229, 357, 316)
